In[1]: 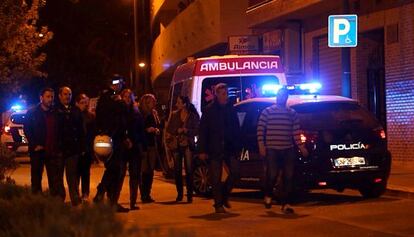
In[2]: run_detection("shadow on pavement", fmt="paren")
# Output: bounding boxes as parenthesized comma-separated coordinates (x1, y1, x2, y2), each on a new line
(228, 190, 400, 207)
(189, 212, 240, 221)
(158, 201, 192, 205)
(259, 211, 309, 219)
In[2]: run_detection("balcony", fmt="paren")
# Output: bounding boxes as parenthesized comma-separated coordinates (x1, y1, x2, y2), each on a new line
(246, 0, 339, 28)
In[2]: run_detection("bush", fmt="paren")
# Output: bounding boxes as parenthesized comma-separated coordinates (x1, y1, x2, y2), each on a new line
(0, 184, 136, 237)
(0, 142, 18, 182)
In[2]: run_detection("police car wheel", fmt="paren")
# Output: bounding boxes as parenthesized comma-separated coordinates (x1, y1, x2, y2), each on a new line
(193, 163, 212, 196)
(358, 181, 387, 199)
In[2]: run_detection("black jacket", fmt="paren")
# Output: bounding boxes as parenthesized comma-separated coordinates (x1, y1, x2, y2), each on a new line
(125, 105, 147, 151)
(24, 104, 60, 154)
(95, 94, 129, 148)
(198, 101, 241, 157)
(55, 103, 85, 157)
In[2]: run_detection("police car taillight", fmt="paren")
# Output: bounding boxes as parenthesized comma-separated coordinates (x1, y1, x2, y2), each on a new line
(379, 129, 386, 139)
(3, 126, 11, 135)
(374, 128, 386, 139)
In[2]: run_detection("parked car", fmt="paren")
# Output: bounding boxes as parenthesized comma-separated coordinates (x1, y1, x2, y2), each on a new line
(1, 109, 28, 155)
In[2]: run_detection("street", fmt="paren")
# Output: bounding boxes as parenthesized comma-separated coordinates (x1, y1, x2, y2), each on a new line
(11, 164, 414, 237)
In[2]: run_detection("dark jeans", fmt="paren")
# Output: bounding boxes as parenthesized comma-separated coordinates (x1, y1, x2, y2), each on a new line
(264, 148, 296, 205)
(140, 146, 158, 200)
(173, 146, 193, 197)
(30, 151, 65, 200)
(209, 153, 239, 208)
(64, 154, 81, 205)
(118, 148, 142, 206)
(78, 152, 92, 197)
(96, 148, 124, 206)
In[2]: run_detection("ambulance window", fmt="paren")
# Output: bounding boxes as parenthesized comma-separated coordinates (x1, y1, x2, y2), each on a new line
(201, 77, 242, 113)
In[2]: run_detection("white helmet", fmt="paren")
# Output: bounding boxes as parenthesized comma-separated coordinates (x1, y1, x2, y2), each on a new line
(93, 135, 113, 161)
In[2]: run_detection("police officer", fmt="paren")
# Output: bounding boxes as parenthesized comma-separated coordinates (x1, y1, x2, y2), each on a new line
(56, 86, 84, 206)
(93, 87, 130, 212)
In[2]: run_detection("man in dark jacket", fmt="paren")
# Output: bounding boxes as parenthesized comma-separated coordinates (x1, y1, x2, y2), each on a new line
(199, 83, 241, 213)
(75, 93, 96, 201)
(56, 86, 85, 206)
(24, 88, 65, 199)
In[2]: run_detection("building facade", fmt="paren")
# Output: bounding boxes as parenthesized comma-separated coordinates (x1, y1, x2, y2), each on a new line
(150, 0, 251, 102)
(247, 0, 414, 165)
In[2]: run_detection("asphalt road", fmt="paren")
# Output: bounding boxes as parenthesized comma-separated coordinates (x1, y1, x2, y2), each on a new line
(10, 164, 414, 237)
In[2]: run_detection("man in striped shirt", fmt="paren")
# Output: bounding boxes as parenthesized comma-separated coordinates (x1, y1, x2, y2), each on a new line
(257, 88, 308, 214)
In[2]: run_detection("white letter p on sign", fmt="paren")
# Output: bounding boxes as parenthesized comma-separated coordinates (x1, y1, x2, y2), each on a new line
(333, 18, 350, 43)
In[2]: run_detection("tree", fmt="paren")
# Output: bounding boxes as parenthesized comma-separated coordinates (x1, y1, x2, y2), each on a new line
(0, 0, 52, 111)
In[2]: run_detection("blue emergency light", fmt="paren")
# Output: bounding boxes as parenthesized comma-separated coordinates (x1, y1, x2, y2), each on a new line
(11, 104, 24, 112)
(262, 84, 283, 95)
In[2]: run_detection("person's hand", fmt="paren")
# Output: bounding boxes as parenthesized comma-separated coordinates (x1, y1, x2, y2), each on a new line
(182, 128, 188, 133)
(259, 144, 266, 157)
(199, 153, 208, 161)
(154, 128, 160, 135)
(177, 128, 184, 133)
(124, 138, 133, 149)
(34, 145, 44, 152)
(299, 145, 309, 158)
(147, 127, 156, 133)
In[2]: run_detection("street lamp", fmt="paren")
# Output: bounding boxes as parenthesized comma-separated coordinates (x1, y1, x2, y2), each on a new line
(138, 62, 146, 68)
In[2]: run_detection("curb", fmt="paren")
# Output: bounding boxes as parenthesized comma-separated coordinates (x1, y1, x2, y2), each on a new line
(386, 186, 414, 199)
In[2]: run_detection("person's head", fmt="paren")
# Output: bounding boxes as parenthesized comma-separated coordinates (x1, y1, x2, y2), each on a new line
(39, 88, 54, 109)
(176, 96, 189, 111)
(120, 89, 134, 106)
(110, 75, 124, 93)
(276, 87, 289, 107)
(176, 96, 198, 115)
(215, 83, 228, 105)
(58, 86, 72, 106)
(75, 93, 90, 112)
(139, 94, 157, 115)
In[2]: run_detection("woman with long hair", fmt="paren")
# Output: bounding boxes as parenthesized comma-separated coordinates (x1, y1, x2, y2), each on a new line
(166, 96, 200, 203)
(139, 94, 160, 203)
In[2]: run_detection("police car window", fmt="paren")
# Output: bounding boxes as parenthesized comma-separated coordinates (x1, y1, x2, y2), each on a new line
(11, 113, 26, 125)
(292, 102, 380, 129)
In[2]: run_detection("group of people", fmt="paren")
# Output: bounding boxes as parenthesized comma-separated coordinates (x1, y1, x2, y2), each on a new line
(24, 81, 308, 215)
(24, 83, 163, 212)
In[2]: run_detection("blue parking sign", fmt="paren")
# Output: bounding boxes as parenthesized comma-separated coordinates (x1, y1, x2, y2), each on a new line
(328, 15, 358, 47)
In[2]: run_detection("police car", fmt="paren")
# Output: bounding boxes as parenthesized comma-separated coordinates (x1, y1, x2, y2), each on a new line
(1, 105, 28, 155)
(193, 84, 391, 198)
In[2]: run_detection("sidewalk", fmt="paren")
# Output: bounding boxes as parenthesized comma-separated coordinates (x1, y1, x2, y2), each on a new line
(387, 163, 414, 195)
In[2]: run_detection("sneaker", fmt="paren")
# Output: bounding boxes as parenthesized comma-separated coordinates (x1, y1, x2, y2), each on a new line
(264, 196, 272, 209)
(187, 195, 193, 203)
(215, 206, 226, 214)
(281, 204, 295, 214)
(116, 204, 130, 213)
